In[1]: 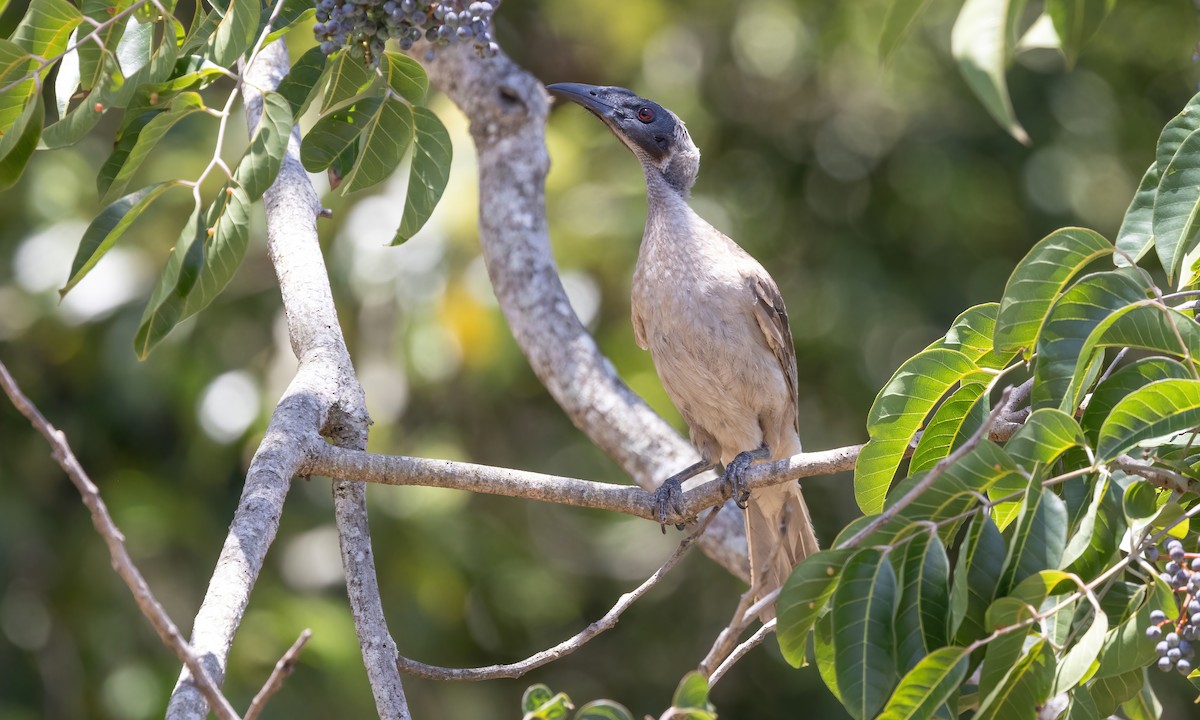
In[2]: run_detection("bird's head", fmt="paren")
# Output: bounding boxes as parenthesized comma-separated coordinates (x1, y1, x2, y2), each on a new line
(547, 83, 700, 196)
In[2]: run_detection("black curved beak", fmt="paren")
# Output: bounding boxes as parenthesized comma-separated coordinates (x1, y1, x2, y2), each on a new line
(547, 82, 619, 128)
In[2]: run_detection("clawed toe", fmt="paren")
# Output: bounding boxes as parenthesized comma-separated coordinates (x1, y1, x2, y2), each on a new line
(722, 451, 755, 510)
(651, 479, 686, 533)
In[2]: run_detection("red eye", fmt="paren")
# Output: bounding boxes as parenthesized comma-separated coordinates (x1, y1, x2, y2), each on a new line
(637, 107, 655, 123)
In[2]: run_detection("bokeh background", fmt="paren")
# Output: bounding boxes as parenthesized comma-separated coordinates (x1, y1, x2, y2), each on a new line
(3, 0, 1200, 717)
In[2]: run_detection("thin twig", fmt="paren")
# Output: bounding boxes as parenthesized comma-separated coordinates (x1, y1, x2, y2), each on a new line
(394, 507, 721, 681)
(707, 619, 776, 687)
(243, 629, 313, 720)
(0, 361, 242, 720)
(698, 588, 759, 676)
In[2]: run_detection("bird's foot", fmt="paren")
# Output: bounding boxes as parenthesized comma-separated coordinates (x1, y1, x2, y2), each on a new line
(721, 451, 756, 509)
(651, 476, 687, 533)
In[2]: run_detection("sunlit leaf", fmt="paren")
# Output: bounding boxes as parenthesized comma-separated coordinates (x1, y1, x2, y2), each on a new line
(393, 106, 452, 243)
(855, 348, 982, 513)
(233, 91, 291, 201)
(877, 646, 967, 720)
(0, 92, 43, 191)
(1081, 358, 1192, 444)
(101, 92, 205, 204)
(522, 685, 553, 713)
(260, 0, 314, 46)
(951, 513, 1005, 644)
(832, 548, 898, 720)
(10, 0, 81, 60)
(1096, 378, 1200, 462)
(950, 0, 1030, 143)
(300, 96, 381, 172)
(575, 701, 635, 720)
(933, 303, 1019, 370)
(78, 0, 127, 91)
(320, 51, 375, 113)
(1004, 408, 1087, 472)
(1118, 671, 1161, 720)
(277, 45, 328, 118)
(974, 638, 1055, 720)
(1114, 163, 1157, 267)
(910, 381, 988, 474)
(382, 50, 427, 104)
(1063, 476, 1124, 581)
(815, 611, 841, 701)
(978, 596, 1039, 700)
(998, 477, 1068, 594)
(1055, 600, 1108, 695)
(671, 671, 713, 711)
(61, 181, 185, 296)
(0, 41, 40, 160)
(1093, 589, 1156, 679)
(776, 548, 855, 667)
(1088, 668, 1144, 716)
(207, 0, 259, 67)
(340, 95, 414, 193)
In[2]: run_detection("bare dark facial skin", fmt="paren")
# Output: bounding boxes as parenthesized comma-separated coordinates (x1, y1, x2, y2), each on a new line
(547, 83, 678, 161)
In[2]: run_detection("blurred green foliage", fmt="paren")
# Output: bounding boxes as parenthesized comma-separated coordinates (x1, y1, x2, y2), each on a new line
(4, 0, 1200, 717)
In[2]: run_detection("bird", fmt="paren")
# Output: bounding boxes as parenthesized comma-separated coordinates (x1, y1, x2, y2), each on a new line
(547, 82, 819, 614)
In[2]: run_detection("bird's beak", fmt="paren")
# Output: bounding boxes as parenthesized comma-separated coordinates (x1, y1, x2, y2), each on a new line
(547, 83, 620, 129)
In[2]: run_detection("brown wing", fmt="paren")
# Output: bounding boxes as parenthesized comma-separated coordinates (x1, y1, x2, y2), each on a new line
(750, 274, 799, 433)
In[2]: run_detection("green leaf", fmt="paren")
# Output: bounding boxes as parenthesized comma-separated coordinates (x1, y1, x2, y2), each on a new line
(574, 701, 634, 720)
(1055, 600, 1109, 695)
(1088, 668, 1144, 716)
(950, 0, 1030, 143)
(1081, 358, 1193, 444)
(815, 611, 841, 701)
(340, 96, 414, 193)
(1097, 379, 1200, 462)
(42, 91, 107, 148)
(1045, 0, 1113, 66)
(1093, 589, 1156, 679)
(974, 638, 1055, 720)
(300, 96, 381, 172)
(1153, 125, 1200, 283)
(134, 185, 252, 358)
(106, 17, 181, 110)
(1066, 685, 1101, 720)
(277, 45, 328, 118)
(978, 596, 1039, 700)
(101, 92, 206, 204)
(909, 382, 989, 474)
(893, 530, 950, 672)
(11, 0, 81, 59)
(1031, 268, 1150, 411)
(951, 513, 1006, 644)
(207, 0, 259, 67)
(393, 106, 452, 243)
(522, 685, 553, 713)
(1123, 481, 1161, 532)
(78, 0, 127, 91)
(855, 348, 982, 513)
(0, 40, 40, 160)
(1118, 671, 1161, 720)
(1157, 91, 1200, 174)
(1114, 163, 1158, 268)
(54, 28, 81, 117)
(233, 91, 291, 201)
(0, 91, 43, 191)
(998, 476, 1068, 594)
(831, 548, 898, 720)
(1063, 476, 1124, 581)
(320, 51, 375, 113)
(524, 691, 573, 720)
(61, 182, 184, 296)
(382, 50, 427, 104)
(1004, 408, 1087, 473)
(671, 672, 712, 711)
(994, 227, 1114, 355)
(933, 303, 1019, 370)
(776, 548, 856, 667)
(260, 0, 314, 46)
(878, 0, 935, 61)
(876, 646, 967, 720)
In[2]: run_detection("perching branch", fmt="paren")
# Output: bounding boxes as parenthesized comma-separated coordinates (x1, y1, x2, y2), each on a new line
(706, 619, 775, 688)
(0, 361, 242, 720)
(168, 40, 409, 720)
(393, 507, 721, 681)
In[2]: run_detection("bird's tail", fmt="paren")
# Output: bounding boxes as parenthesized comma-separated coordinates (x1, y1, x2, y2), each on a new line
(745, 479, 819, 621)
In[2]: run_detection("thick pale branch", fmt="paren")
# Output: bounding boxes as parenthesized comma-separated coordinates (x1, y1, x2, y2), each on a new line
(0, 362, 241, 720)
(392, 508, 720, 681)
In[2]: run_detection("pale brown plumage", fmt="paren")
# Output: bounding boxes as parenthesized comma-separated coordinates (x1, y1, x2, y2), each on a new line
(547, 83, 819, 614)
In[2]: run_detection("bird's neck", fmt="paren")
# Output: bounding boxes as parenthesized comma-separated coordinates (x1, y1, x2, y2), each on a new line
(643, 166, 693, 209)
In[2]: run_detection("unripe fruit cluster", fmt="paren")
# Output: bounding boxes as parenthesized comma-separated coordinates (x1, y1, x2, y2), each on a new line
(312, 0, 499, 66)
(1146, 539, 1200, 675)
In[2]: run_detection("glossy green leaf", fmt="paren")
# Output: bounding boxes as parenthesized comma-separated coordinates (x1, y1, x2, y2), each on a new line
(832, 548, 898, 720)
(393, 106, 452, 243)
(671, 671, 712, 711)
(1114, 163, 1157, 267)
(78, 0, 126, 91)
(61, 182, 184, 296)
(950, 0, 1030, 143)
(300, 96, 381, 172)
(1055, 601, 1109, 695)
(893, 530, 950, 672)
(207, 0, 259, 67)
(233, 91, 291, 201)
(106, 17, 181, 110)
(934, 303, 1020, 370)
(951, 513, 1005, 644)
(522, 685, 553, 713)
(54, 28, 81, 117)
(974, 639, 1055, 720)
(909, 382, 989, 474)
(575, 701, 634, 720)
(1081, 358, 1192, 444)
(999, 477, 1068, 594)
(1096, 379, 1200, 462)
(777, 548, 855, 667)
(855, 348, 981, 513)
(0, 92, 43, 191)
(320, 52, 375, 113)
(1046, 0, 1113, 66)
(877, 646, 968, 720)
(1004, 408, 1087, 473)
(382, 50, 427, 104)
(1122, 481, 1162, 532)
(994, 227, 1113, 355)
(101, 92, 205, 204)
(277, 45, 328, 118)
(1093, 590, 1156, 679)
(1153, 126, 1200, 282)
(525, 691, 573, 719)
(11, 0, 81, 59)
(1031, 268, 1150, 410)
(1088, 668, 1144, 716)
(135, 185, 252, 358)
(1156, 91, 1200, 174)
(340, 96, 414, 193)
(0, 41, 40, 161)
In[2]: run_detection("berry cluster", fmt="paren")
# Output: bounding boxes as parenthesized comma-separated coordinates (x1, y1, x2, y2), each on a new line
(312, 0, 500, 66)
(1146, 539, 1200, 675)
